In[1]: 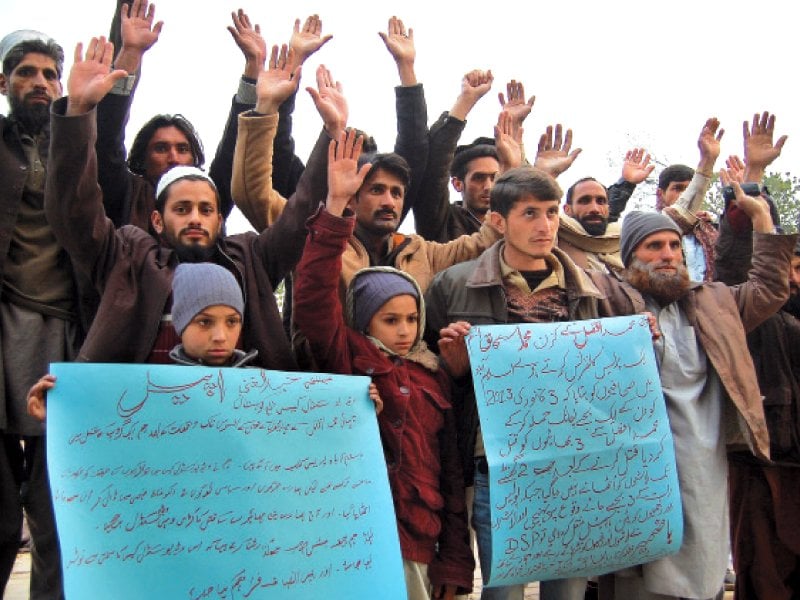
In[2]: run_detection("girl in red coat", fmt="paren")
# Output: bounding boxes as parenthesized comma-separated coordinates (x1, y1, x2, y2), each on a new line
(293, 131, 473, 600)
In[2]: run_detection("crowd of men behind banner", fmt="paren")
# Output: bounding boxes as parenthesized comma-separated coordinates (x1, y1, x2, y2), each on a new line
(2, 1, 799, 599)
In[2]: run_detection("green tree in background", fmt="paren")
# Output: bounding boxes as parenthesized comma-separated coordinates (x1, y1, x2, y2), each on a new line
(705, 171, 799, 233)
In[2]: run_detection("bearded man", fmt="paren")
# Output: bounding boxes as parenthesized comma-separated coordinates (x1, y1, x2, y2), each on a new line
(584, 179, 798, 600)
(0, 29, 73, 598)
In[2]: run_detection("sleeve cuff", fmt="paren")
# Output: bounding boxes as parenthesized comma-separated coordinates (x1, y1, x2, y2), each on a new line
(110, 74, 136, 96)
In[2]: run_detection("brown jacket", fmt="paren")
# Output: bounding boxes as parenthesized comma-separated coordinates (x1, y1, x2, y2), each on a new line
(587, 232, 798, 460)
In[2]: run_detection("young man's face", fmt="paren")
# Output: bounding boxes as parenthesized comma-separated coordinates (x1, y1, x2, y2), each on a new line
(151, 179, 222, 256)
(181, 304, 242, 365)
(452, 156, 499, 216)
(352, 168, 405, 237)
(790, 256, 800, 296)
(367, 294, 418, 356)
(490, 195, 560, 271)
(0, 52, 61, 120)
(564, 180, 609, 235)
(144, 125, 195, 184)
(656, 180, 690, 208)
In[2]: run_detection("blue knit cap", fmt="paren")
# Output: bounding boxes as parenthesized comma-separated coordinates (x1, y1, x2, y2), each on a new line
(172, 263, 244, 334)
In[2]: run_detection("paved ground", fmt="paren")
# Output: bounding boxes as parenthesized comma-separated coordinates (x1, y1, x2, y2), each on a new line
(6, 552, 736, 599)
(4, 551, 541, 599)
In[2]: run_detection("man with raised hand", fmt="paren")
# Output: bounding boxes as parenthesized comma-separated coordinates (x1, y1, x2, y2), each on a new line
(584, 174, 795, 599)
(96, 1, 266, 229)
(45, 35, 333, 369)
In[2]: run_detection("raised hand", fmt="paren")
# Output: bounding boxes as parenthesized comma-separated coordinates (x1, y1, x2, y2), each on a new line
(495, 110, 523, 172)
(114, 0, 163, 73)
(725, 155, 746, 184)
(66, 37, 128, 115)
(227, 9, 267, 79)
(325, 129, 370, 217)
(498, 79, 535, 127)
(743, 111, 788, 180)
(306, 65, 348, 138)
(438, 321, 472, 378)
(378, 16, 416, 85)
(450, 69, 493, 120)
(719, 168, 772, 232)
(289, 14, 332, 68)
(533, 124, 582, 178)
(255, 45, 301, 115)
(697, 117, 724, 175)
(621, 147, 654, 184)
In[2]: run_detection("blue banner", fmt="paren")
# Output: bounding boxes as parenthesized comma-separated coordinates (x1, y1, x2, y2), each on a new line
(466, 316, 683, 586)
(47, 364, 406, 599)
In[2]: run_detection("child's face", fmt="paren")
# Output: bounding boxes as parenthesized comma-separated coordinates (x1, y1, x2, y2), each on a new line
(366, 294, 418, 356)
(181, 305, 242, 365)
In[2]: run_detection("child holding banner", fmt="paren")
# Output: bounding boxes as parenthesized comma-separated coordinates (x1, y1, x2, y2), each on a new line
(292, 129, 474, 599)
(27, 262, 258, 418)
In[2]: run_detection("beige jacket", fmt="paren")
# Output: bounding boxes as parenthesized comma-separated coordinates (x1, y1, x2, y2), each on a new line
(231, 112, 288, 232)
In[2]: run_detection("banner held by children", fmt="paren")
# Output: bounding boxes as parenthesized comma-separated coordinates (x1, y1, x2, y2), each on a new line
(47, 363, 406, 599)
(465, 316, 683, 587)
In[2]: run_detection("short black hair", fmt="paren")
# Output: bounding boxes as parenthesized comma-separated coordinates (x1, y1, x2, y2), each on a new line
(154, 173, 220, 214)
(565, 177, 607, 205)
(3, 38, 64, 77)
(357, 152, 411, 191)
(450, 137, 498, 180)
(658, 164, 694, 191)
(128, 114, 205, 178)
(490, 166, 562, 217)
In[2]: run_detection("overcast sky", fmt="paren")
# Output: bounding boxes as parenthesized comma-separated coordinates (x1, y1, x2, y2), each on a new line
(4, 0, 798, 234)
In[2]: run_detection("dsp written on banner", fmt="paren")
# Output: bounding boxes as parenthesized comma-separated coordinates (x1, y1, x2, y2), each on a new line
(466, 316, 683, 587)
(46, 364, 406, 599)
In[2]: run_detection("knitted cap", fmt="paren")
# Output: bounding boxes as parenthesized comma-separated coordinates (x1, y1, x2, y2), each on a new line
(0, 30, 54, 65)
(156, 165, 214, 199)
(620, 211, 682, 266)
(171, 263, 244, 334)
(351, 270, 419, 333)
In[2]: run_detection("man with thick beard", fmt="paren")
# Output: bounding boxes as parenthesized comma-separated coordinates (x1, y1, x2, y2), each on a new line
(0, 29, 72, 598)
(584, 178, 797, 600)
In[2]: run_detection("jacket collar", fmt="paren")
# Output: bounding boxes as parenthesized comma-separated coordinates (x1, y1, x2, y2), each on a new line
(466, 240, 603, 301)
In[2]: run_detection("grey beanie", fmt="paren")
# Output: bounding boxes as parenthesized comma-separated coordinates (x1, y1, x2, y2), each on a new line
(172, 263, 244, 334)
(352, 270, 419, 333)
(620, 211, 682, 267)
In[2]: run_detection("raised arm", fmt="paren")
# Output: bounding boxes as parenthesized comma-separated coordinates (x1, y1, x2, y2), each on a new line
(379, 16, 417, 86)
(494, 110, 523, 173)
(207, 8, 271, 219)
(292, 130, 369, 372)
(413, 70, 493, 242)
(498, 79, 535, 130)
(379, 16, 428, 221)
(96, 0, 162, 227)
(256, 65, 348, 288)
(533, 124, 582, 178)
(669, 117, 724, 221)
(743, 110, 788, 183)
(271, 14, 333, 198)
(48, 39, 130, 291)
(607, 148, 654, 220)
(231, 44, 300, 231)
